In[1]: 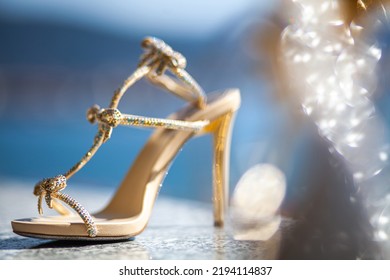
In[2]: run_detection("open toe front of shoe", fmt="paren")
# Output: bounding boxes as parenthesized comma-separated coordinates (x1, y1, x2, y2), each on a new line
(12, 216, 92, 240)
(11, 215, 143, 241)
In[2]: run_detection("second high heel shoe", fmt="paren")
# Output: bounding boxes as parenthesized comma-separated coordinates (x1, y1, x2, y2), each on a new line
(11, 37, 241, 240)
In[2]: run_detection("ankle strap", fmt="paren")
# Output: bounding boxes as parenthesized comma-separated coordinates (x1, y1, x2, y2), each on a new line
(110, 37, 207, 109)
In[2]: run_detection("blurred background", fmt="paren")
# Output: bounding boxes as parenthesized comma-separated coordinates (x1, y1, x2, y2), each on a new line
(0, 0, 281, 201)
(2, 0, 390, 259)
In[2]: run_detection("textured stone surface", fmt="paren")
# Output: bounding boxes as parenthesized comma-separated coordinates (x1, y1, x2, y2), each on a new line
(0, 180, 281, 260)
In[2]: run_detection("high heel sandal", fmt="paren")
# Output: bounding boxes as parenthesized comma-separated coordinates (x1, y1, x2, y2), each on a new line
(11, 37, 241, 240)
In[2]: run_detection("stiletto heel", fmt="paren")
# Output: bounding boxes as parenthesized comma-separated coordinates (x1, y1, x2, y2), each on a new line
(11, 37, 241, 240)
(204, 112, 236, 227)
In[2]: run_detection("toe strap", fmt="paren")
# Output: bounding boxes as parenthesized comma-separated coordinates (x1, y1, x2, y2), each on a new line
(34, 175, 98, 237)
(53, 192, 97, 237)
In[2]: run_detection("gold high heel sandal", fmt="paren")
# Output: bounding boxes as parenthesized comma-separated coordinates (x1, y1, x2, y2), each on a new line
(11, 37, 241, 240)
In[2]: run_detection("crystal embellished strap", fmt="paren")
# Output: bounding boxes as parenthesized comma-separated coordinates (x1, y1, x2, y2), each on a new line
(54, 192, 97, 237)
(109, 37, 207, 109)
(147, 66, 206, 108)
(34, 175, 98, 237)
(87, 105, 209, 132)
(121, 113, 209, 131)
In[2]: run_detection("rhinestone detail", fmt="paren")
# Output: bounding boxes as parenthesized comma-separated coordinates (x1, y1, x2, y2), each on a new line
(34, 175, 97, 237)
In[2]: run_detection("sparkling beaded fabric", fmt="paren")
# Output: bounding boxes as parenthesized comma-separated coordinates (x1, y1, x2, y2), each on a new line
(280, 0, 390, 252)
